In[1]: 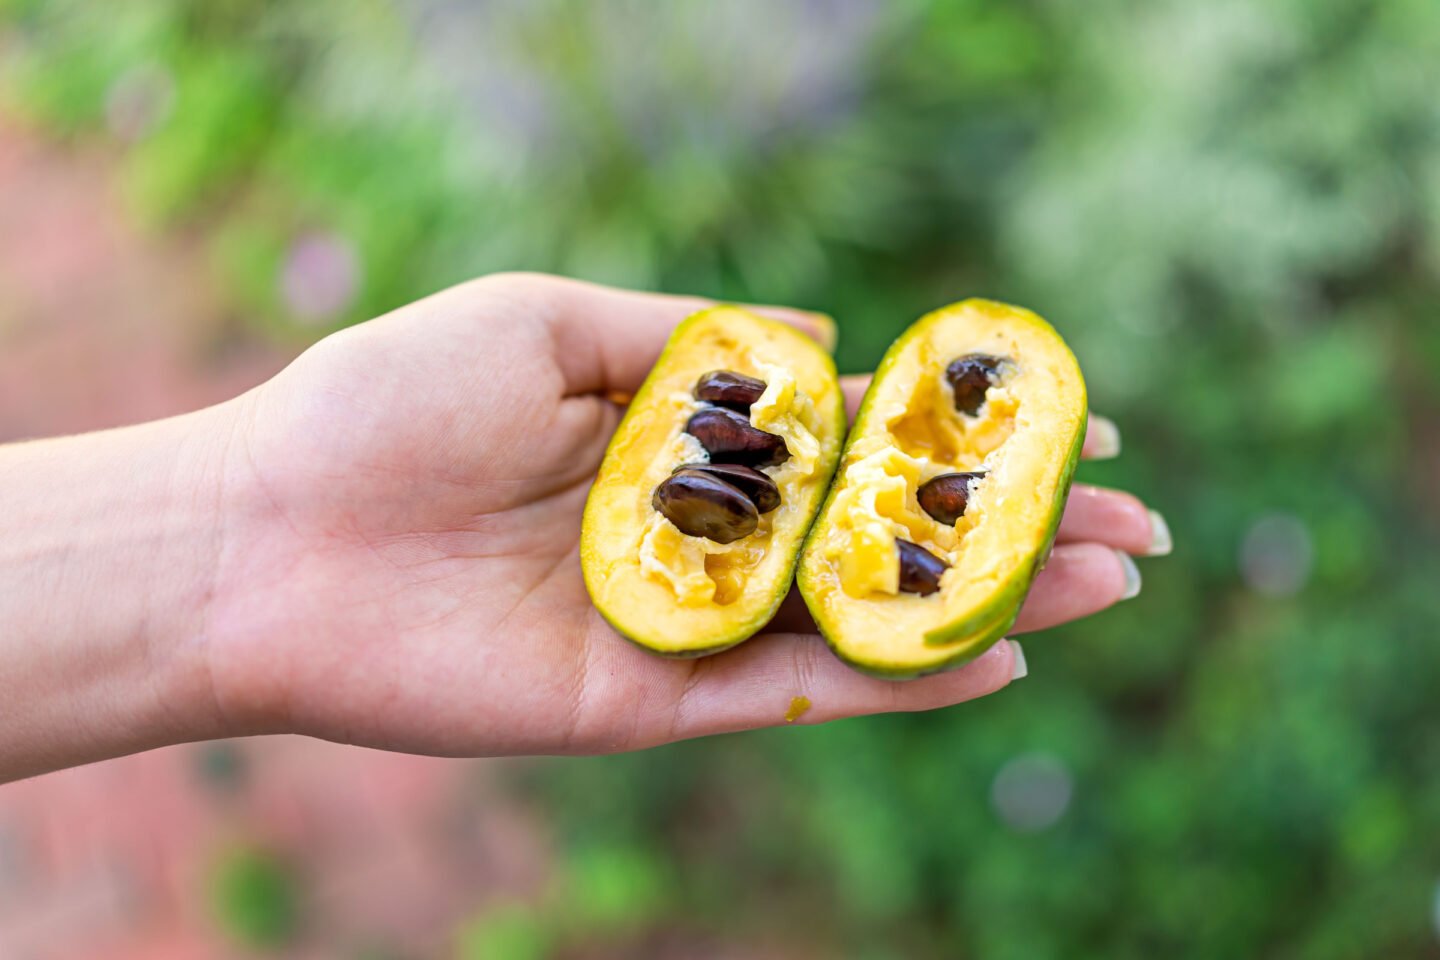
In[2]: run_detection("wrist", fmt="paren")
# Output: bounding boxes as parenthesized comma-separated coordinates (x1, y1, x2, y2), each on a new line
(0, 400, 246, 779)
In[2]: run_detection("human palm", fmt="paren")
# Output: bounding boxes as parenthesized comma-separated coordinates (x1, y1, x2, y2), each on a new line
(205, 274, 1163, 756)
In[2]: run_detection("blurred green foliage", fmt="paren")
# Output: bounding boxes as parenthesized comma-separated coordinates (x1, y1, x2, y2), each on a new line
(208, 846, 302, 949)
(455, 845, 670, 958)
(456, 903, 553, 960)
(4, 0, 1440, 956)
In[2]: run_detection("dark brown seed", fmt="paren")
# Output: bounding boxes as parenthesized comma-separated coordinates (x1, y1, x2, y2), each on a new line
(896, 538, 948, 596)
(694, 370, 768, 412)
(674, 462, 781, 513)
(652, 471, 759, 543)
(945, 354, 1004, 416)
(917, 471, 986, 526)
(685, 407, 790, 468)
(694, 371, 771, 411)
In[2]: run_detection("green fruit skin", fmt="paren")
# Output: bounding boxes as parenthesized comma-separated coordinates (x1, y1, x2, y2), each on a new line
(920, 419, 1085, 646)
(798, 298, 1086, 679)
(581, 307, 845, 658)
(593, 607, 749, 660)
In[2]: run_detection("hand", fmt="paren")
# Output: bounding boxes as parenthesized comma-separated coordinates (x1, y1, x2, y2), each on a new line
(201, 274, 1168, 756)
(0, 273, 1170, 780)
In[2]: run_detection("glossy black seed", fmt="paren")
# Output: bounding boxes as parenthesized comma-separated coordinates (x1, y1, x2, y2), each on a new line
(945, 354, 1004, 416)
(896, 538, 948, 596)
(694, 370, 767, 412)
(652, 471, 759, 543)
(674, 462, 781, 513)
(685, 407, 790, 468)
(917, 471, 987, 526)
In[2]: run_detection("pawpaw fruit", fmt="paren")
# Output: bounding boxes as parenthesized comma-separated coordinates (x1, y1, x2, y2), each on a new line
(797, 299, 1086, 678)
(581, 306, 845, 656)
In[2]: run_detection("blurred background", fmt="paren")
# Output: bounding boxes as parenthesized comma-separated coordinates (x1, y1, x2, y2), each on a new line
(2, 0, 1439, 956)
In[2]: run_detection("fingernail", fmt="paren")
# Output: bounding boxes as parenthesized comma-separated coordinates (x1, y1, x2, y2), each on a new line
(1088, 415, 1122, 459)
(1117, 550, 1143, 600)
(1145, 509, 1173, 556)
(1007, 640, 1028, 681)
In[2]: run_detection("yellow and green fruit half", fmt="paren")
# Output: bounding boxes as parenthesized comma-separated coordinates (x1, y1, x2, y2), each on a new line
(797, 299, 1087, 678)
(580, 306, 846, 656)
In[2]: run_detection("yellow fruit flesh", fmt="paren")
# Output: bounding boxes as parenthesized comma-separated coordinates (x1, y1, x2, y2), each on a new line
(636, 361, 822, 606)
(801, 299, 1086, 674)
(582, 307, 843, 655)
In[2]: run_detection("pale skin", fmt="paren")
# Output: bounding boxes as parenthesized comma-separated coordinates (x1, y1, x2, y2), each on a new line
(0, 273, 1168, 783)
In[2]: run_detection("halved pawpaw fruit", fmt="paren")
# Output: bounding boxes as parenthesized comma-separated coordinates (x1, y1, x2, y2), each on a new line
(797, 299, 1086, 678)
(581, 306, 845, 656)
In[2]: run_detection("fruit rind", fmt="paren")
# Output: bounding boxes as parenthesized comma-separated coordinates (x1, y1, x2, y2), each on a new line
(581, 306, 844, 657)
(797, 298, 1086, 678)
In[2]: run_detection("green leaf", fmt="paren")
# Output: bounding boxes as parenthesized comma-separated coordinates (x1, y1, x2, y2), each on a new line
(208, 846, 301, 949)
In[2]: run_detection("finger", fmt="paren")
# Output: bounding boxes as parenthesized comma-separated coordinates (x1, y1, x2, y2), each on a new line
(1057, 485, 1170, 555)
(461, 273, 835, 396)
(664, 633, 1019, 742)
(1010, 543, 1139, 634)
(1082, 413, 1121, 460)
(527, 394, 626, 496)
(840, 374, 871, 421)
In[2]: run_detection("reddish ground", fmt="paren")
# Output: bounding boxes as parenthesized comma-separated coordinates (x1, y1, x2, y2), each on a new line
(0, 122, 551, 958)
